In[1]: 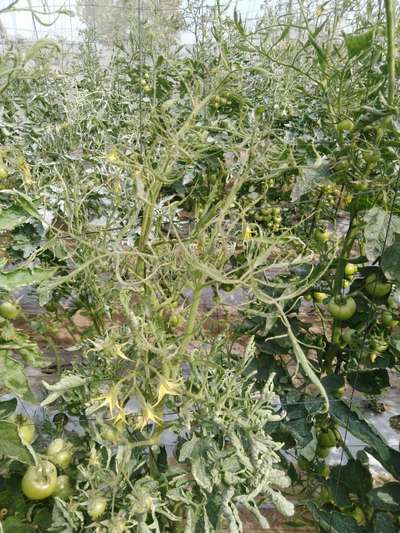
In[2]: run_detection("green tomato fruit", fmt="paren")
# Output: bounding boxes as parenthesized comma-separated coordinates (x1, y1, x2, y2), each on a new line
(314, 228, 331, 243)
(333, 385, 345, 399)
(53, 475, 73, 500)
(342, 279, 350, 289)
(316, 463, 330, 479)
(88, 497, 107, 520)
(22, 461, 58, 500)
(344, 263, 358, 278)
(337, 119, 354, 132)
(382, 310, 398, 329)
(304, 293, 313, 301)
(47, 438, 73, 469)
(327, 297, 356, 320)
(363, 149, 380, 164)
(0, 302, 20, 320)
(17, 418, 36, 444)
(313, 292, 329, 304)
(365, 273, 392, 297)
(316, 446, 331, 459)
(317, 429, 338, 448)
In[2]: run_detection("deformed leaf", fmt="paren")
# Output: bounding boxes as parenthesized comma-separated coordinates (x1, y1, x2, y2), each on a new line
(0, 421, 33, 464)
(41, 375, 86, 406)
(291, 159, 331, 201)
(0, 267, 56, 291)
(0, 398, 17, 419)
(0, 206, 30, 232)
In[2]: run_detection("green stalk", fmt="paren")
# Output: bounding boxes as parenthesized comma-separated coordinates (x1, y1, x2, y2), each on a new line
(135, 181, 162, 278)
(179, 275, 206, 356)
(384, 0, 396, 106)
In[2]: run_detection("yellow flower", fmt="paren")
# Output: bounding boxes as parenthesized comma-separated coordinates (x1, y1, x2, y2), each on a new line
(243, 225, 252, 241)
(155, 376, 182, 405)
(106, 147, 119, 163)
(87, 384, 123, 418)
(135, 403, 163, 431)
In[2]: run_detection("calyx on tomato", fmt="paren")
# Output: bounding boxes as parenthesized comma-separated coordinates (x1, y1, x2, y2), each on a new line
(21, 461, 58, 500)
(327, 296, 356, 320)
(365, 273, 392, 297)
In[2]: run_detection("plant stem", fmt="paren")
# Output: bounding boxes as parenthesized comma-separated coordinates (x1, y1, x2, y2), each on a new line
(384, 0, 396, 106)
(179, 275, 206, 355)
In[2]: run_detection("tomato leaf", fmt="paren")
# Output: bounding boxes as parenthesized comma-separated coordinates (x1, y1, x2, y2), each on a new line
(0, 206, 30, 232)
(0, 421, 33, 465)
(372, 512, 398, 533)
(307, 502, 361, 533)
(363, 207, 400, 262)
(367, 482, 400, 512)
(0, 267, 56, 291)
(291, 159, 331, 201)
(381, 233, 400, 282)
(41, 374, 87, 406)
(347, 369, 390, 395)
(0, 398, 17, 419)
(345, 29, 374, 58)
(329, 400, 400, 479)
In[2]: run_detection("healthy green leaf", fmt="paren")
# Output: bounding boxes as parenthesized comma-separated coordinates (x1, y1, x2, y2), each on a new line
(381, 234, 400, 282)
(307, 502, 361, 533)
(372, 512, 398, 533)
(363, 208, 400, 262)
(367, 482, 400, 512)
(347, 369, 390, 395)
(330, 400, 400, 479)
(345, 29, 373, 57)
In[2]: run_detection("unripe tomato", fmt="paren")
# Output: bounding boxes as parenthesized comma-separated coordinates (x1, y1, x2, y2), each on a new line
(382, 311, 398, 329)
(313, 292, 329, 304)
(168, 314, 181, 328)
(371, 338, 388, 353)
(317, 429, 337, 448)
(87, 497, 107, 520)
(344, 263, 358, 278)
(53, 475, 73, 500)
(316, 463, 330, 479)
(342, 279, 350, 289)
(365, 273, 391, 297)
(363, 149, 380, 164)
(17, 417, 36, 444)
(327, 297, 356, 320)
(304, 293, 313, 301)
(333, 385, 345, 399)
(0, 302, 20, 320)
(21, 461, 58, 500)
(47, 438, 73, 469)
(0, 166, 8, 179)
(314, 228, 330, 243)
(337, 119, 354, 132)
(316, 446, 331, 459)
